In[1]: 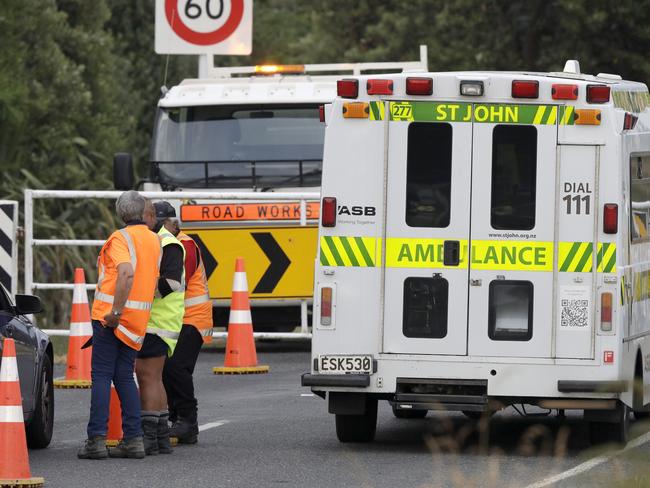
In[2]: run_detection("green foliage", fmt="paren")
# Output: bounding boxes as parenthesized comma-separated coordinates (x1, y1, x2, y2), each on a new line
(0, 0, 649, 327)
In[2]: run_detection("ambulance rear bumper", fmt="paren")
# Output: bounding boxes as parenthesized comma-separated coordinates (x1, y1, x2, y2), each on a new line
(557, 380, 628, 393)
(301, 373, 370, 388)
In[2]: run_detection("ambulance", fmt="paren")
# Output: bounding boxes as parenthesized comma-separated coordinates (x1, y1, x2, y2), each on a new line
(114, 50, 428, 331)
(302, 60, 650, 445)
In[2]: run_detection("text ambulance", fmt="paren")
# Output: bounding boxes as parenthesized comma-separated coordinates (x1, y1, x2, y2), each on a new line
(119, 50, 427, 331)
(302, 60, 650, 444)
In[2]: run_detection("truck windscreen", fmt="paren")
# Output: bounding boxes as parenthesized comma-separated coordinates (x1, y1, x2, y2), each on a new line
(151, 104, 324, 190)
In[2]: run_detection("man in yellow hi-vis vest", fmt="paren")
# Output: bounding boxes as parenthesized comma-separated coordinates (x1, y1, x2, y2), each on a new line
(116, 201, 184, 457)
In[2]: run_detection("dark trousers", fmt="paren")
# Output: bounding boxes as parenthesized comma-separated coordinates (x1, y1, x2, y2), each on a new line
(87, 320, 142, 439)
(163, 324, 203, 423)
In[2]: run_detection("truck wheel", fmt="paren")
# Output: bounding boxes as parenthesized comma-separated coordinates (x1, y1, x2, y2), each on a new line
(335, 398, 377, 442)
(392, 405, 428, 419)
(26, 356, 54, 449)
(589, 402, 630, 446)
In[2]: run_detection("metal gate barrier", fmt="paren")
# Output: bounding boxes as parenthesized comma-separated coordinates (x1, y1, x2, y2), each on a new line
(24, 189, 319, 340)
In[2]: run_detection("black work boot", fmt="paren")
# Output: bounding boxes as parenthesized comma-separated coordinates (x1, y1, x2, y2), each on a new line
(141, 413, 160, 455)
(77, 436, 108, 459)
(169, 417, 199, 444)
(108, 436, 146, 459)
(157, 411, 173, 454)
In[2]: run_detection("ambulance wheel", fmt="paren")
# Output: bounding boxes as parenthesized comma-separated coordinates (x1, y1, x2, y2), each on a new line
(589, 402, 630, 446)
(392, 405, 428, 419)
(335, 398, 377, 443)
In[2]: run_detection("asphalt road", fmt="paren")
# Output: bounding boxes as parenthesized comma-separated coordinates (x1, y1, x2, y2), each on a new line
(28, 342, 650, 488)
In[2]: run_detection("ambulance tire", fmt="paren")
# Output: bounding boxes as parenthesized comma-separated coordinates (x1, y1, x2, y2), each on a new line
(392, 405, 428, 419)
(335, 399, 378, 443)
(589, 402, 630, 446)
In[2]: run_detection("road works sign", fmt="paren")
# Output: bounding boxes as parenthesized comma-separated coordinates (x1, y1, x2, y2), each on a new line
(155, 0, 253, 55)
(185, 226, 318, 299)
(181, 202, 320, 222)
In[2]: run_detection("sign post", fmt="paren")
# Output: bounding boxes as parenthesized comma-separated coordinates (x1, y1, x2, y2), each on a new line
(155, 0, 253, 56)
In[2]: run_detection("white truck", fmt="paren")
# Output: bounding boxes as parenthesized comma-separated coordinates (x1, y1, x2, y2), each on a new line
(113, 49, 428, 332)
(302, 60, 650, 445)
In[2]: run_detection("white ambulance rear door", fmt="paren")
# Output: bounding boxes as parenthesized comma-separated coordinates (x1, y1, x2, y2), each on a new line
(382, 101, 473, 355)
(467, 103, 559, 358)
(554, 145, 599, 359)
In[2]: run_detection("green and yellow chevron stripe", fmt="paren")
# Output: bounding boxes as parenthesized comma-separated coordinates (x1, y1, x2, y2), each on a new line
(558, 105, 575, 125)
(320, 236, 378, 267)
(558, 242, 616, 273)
(368, 101, 385, 121)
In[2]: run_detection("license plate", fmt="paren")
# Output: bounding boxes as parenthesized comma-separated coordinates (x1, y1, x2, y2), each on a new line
(318, 355, 373, 374)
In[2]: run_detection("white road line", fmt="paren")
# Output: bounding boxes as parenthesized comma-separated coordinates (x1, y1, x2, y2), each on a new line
(198, 420, 228, 432)
(524, 431, 650, 488)
(300, 393, 315, 397)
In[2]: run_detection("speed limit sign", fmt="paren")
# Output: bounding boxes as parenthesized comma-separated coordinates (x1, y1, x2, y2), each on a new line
(155, 0, 252, 55)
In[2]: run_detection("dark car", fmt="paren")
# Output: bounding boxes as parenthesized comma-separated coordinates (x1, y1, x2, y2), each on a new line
(0, 283, 53, 448)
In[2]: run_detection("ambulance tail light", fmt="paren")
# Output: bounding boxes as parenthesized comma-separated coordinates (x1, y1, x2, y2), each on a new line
(512, 80, 539, 99)
(337, 79, 358, 99)
(406, 77, 433, 96)
(574, 109, 601, 125)
(624, 112, 638, 130)
(322, 197, 337, 227)
(587, 85, 610, 104)
(603, 203, 618, 234)
(600, 292, 613, 332)
(551, 84, 578, 100)
(367, 79, 393, 95)
(319, 105, 325, 123)
(320, 287, 333, 326)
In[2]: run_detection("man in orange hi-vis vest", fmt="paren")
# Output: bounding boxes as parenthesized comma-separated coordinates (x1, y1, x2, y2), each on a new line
(158, 202, 214, 444)
(78, 191, 161, 460)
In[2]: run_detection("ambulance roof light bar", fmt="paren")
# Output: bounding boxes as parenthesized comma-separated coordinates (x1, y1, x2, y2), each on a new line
(198, 45, 428, 79)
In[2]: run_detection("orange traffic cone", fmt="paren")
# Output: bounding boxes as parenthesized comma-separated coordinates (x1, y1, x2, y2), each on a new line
(0, 338, 44, 487)
(54, 268, 92, 388)
(213, 258, 269, 375)
(105, 385, 123, 447)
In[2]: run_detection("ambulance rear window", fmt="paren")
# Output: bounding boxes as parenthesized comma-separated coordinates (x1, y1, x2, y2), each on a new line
(491, 125, 537, 230)
(403, 277, 448, 338)
(488, 280, 533, 341)
(405, 123, 452, 228)
(631, 154, 650, 242)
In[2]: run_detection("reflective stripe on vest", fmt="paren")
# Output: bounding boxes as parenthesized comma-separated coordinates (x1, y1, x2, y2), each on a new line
(147, 228, 185, 355)
(117, 324, 145, 345)
(185, 293, 210, 307)
(146, 326, 180, 340)
(94, 291, 152, 311)
(118, 228, 138, 269)
(199, 328, 213, 338)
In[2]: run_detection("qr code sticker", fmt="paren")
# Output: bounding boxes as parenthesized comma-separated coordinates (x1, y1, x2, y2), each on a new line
(561, 299, 589, 327)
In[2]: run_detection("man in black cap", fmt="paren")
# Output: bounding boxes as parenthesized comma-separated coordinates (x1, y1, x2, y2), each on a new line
(126, 201, 185, 456)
